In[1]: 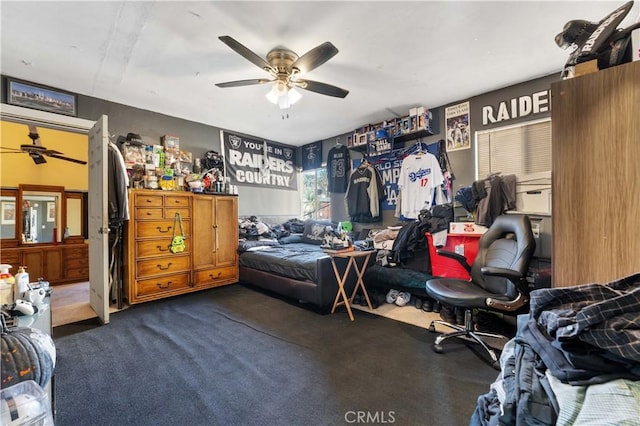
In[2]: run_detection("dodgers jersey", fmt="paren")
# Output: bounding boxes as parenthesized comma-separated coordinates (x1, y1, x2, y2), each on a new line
(397, 152, 444, 219)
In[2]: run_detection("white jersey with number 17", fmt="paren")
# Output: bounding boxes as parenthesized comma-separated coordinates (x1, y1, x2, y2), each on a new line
(397, 153, 444, 219)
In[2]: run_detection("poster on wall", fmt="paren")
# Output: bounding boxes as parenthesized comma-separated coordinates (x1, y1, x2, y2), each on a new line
(301, 141, 322, 171)
(222, 132, 297, 191)
(445, 101, 471, 152)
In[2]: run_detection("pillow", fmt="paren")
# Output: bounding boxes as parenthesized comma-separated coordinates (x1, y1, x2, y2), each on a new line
(237, 239, 281, 253)
(279, 234, 303, 244)
(300, 219, 335, 245)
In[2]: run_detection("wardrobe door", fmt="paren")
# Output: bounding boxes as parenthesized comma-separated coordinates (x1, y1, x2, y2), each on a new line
(551, 61, 640, 287)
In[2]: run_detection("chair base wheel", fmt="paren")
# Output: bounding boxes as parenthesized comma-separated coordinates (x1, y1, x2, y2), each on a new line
(434, 344, 443, 353)
(428, 324, 436, 333)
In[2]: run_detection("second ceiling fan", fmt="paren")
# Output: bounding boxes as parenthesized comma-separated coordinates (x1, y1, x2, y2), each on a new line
(215, 36, 349, 108)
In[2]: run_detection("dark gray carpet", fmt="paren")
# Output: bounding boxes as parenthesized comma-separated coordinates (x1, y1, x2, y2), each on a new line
(53, 284, 497, 425)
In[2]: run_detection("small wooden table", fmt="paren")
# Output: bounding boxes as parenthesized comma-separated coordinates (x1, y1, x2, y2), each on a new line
(326, 249, 375, 321)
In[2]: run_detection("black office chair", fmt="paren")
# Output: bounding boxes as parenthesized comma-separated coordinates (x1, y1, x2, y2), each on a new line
(425, 214, 535, 369)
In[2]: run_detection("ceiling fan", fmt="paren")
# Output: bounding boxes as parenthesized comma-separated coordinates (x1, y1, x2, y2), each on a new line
(215, 35, 349, 108)
(0, 125, 87, 165)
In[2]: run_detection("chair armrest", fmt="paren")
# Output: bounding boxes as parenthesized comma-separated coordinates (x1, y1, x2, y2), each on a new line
(481, 266, 528, 293)
(436, 249, 471, 272)
(480, 266, 522, 281)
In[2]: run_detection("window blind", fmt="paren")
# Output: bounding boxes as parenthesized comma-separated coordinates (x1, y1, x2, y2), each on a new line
(476, 119, 551, 180)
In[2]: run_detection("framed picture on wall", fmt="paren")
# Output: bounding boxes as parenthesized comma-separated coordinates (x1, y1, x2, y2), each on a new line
(1, 202, 16, 225)
(5, 77, 77, 117)
(46, 202, 56, 222)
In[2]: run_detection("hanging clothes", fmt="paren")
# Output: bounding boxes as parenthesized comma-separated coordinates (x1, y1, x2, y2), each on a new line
(475, 174, 516, 227)
(108, 141, 130, 225)
(326, 143, 351, 193)
(397, 151, 444, 219)
(345, 160, 385, 223)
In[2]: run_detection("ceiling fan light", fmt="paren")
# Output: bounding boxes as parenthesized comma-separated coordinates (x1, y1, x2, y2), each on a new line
(275, 80, 288, 95)
(277, 94, 291, 110)
(265, 85, 280, 104)
(288, 87, 302, 105)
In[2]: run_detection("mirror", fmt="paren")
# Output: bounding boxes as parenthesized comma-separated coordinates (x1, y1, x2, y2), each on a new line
(64, 192, 85, 241)
(17, 185, 64, 244)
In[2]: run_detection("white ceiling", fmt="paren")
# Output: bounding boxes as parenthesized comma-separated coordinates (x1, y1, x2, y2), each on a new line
(1, 1, 638, 147)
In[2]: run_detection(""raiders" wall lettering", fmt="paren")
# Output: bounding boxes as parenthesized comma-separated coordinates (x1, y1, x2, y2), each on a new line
(482, 90, 550, 125)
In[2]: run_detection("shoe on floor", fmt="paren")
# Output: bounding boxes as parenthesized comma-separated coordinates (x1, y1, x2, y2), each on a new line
(395, 292, 411, 307)
(414, 297, 423, 310)
(439, 305, 456, 323)
(433, 301, 441, 313)
(455, 308, 465, 325)
(421, 298, 434, 312)
(371, 292, 385, 309)
(386, 289, 400, 304)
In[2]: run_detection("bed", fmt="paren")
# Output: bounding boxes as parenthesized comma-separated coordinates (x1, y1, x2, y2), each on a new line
(237, 219, 359, 313)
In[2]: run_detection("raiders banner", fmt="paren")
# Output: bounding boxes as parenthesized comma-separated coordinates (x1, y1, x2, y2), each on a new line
(223, 132, 298, 191)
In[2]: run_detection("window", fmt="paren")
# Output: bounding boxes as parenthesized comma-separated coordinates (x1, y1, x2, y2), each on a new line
(476, 118, 551, 180)
(301, 168, 330, 219)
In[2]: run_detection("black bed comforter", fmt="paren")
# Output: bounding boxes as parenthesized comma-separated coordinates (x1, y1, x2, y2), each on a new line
(238, 243, 329, 283)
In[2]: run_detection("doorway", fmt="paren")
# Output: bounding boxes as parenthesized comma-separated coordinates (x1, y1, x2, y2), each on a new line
(0, 103, 112, 325)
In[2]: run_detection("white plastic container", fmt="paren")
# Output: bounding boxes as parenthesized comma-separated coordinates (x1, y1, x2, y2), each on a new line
(0, 380, 54, 426)
(0, 264, 15, 305)
(14, 266, 30, 300)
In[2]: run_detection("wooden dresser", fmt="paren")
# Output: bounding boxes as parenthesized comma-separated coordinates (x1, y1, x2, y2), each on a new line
(124, 189, 238, 304)
(0, 244, 88, 285)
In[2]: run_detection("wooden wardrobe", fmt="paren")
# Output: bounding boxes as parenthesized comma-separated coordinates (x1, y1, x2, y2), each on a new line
(124, 189, 238, 304)
(551, 61, 640, 287)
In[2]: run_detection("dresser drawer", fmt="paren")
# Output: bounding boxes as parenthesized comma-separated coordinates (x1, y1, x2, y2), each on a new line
(64, 245, 87, 257)
(135, 238, 191, 258)
(66, 267, 89, 279)
(164, 207, 190, 220)
(136, 220, 191, 239)
(135, 273, 191, 298)
(0, 250, 20, 267)
(164, 196, 190, 208)
(134, 194, 163, 207)
(136, 254, 190, 278)
(66, 257, 89, 269)
(193, 266, 238, 286)
(136, 207, 163, 220)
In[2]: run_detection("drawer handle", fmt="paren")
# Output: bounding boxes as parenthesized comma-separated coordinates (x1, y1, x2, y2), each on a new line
(146, 212, 153, 216)
(157, 226, 172, 233)
(157, 281, 172, 289)
(209, 272, 222, 279)
(157, 262, 172, 270)
(157, 245, 169, 252)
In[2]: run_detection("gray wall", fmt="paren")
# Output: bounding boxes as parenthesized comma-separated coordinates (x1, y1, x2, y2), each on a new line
(76, 95, 301, 218)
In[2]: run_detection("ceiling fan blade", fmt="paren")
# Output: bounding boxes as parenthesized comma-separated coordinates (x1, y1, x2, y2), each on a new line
(215, 78, 273, 88)
(292, 42, 339, 74)
(296, 79, 349, 98)
(29, 152, 47, 164)
(219, 36, 273, 72)
(45, 153, 87, 165)
(42, 149, 64, 156)
(0, 147, 24, 153)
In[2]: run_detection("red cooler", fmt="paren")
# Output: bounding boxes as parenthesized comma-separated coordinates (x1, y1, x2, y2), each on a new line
(426, 232, 482, 279)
